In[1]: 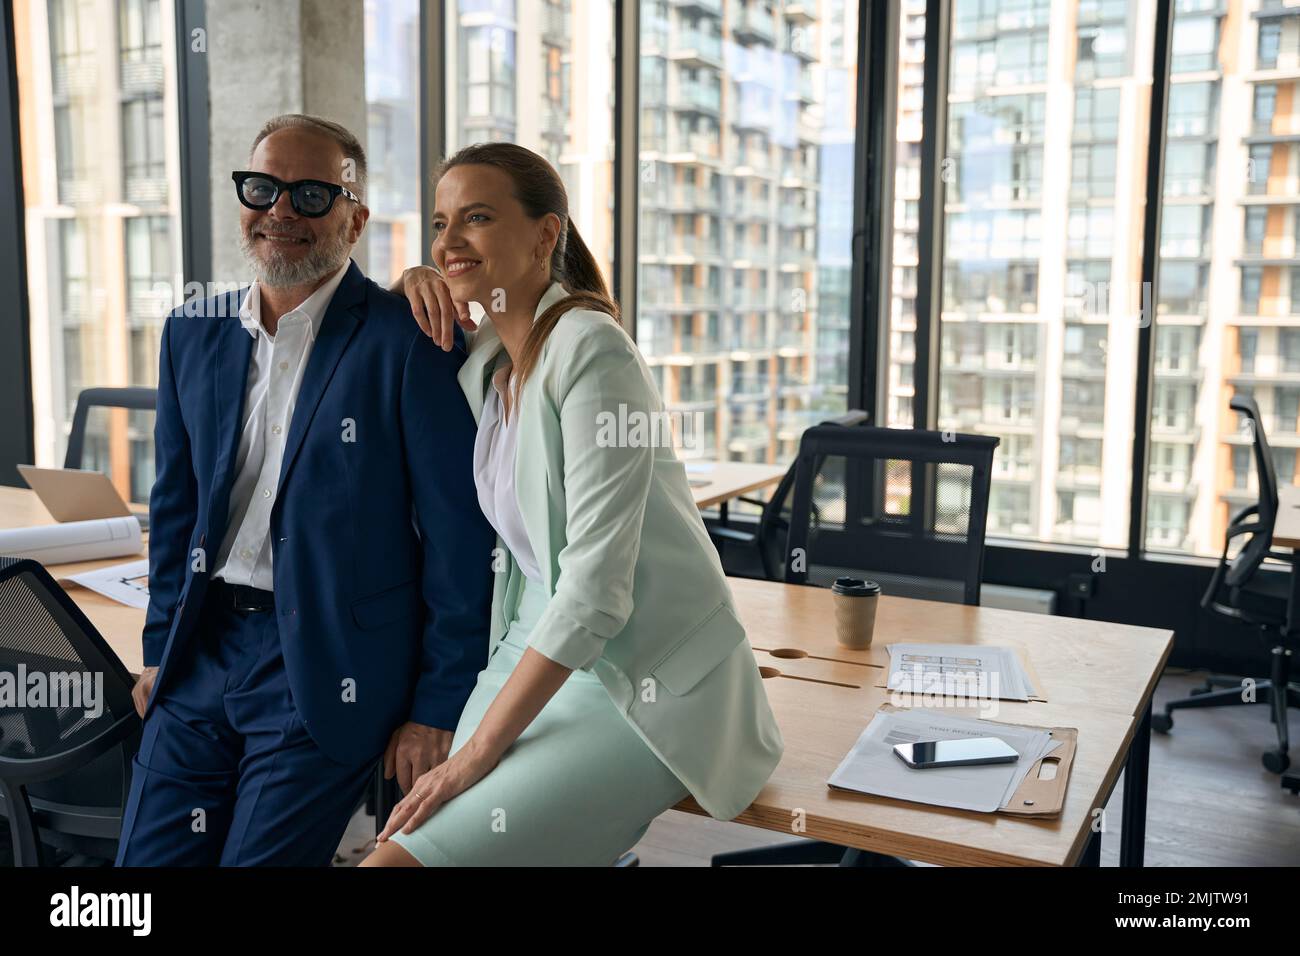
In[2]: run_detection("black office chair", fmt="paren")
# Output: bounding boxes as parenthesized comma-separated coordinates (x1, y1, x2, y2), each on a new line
(713, 426, 999, 867)
(1152, 395, 1300, 778)
(0, 557, 141, 865)
(708, 410, 871, 578)
(63, 387, 157, 471)
(782, 424, 999, 601)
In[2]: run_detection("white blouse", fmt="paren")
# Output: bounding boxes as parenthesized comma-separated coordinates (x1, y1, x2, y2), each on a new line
(473, 363, 544, 583)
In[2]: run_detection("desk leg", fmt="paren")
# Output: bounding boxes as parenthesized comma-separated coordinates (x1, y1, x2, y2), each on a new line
(1120, 701, 1151, 867)
(1287, 552, 1300, 637)
(373, 766, 399, 840)
(1078, 828, 1101, 867)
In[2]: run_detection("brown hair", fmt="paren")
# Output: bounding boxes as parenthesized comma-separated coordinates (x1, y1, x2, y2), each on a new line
(433, 142, 620, 393)
(251, 114, 368, 200)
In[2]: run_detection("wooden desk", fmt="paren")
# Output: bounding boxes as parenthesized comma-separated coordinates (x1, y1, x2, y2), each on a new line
(689, 462, 786, 510)
(0, 486, 148, 674)
(3, 486, 1172, 865)
(1273, 485, 1300, 549)
(672, 577, 1173, 867)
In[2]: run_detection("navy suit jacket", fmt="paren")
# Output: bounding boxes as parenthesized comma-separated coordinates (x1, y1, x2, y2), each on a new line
(143, 260, 495, 765)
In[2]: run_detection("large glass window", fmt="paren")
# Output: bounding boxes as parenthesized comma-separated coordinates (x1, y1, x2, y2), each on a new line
(17, 0, 182, 503)
(1148, 0, 1300, 555)
(447, 0, 615, 284)
(887, 0, 927, 428)
(634, 0, 851, 465)
(363, 0, 422, 286)
(935, 0, 1153, 549)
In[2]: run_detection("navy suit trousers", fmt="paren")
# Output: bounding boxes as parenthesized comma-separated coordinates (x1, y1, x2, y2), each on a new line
(115, 593, 378, 866)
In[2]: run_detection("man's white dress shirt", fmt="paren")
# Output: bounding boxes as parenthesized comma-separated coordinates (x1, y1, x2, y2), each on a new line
(212, 260, 350, 590)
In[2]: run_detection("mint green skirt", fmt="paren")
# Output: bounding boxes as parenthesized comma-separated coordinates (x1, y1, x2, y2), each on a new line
(388, 578, 689, 866)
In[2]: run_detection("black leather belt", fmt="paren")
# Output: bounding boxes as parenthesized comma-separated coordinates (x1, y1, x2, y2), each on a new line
(207, 578, 275, 613)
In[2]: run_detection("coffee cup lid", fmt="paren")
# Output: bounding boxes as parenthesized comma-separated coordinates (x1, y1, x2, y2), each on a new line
(832, 577, 880, 596)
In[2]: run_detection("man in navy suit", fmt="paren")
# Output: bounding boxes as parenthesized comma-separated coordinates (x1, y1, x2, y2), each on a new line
(115, 114, 495, 866)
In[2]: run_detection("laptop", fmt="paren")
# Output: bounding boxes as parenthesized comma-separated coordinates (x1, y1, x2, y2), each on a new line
(17, 465, 149, 530)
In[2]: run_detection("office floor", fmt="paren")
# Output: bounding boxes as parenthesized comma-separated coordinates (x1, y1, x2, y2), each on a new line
(331, 670, 1300, 866)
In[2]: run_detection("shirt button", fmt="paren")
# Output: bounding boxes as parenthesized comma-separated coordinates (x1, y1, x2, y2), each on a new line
(263, 489, 272, 498)
(279, 361, 288, 371)
(240, 548, 253, 560)
(272, 424, 282, 435)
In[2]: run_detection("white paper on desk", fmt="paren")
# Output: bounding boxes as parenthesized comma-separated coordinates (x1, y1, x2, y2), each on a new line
(827, 708, 1061, 813)
(685, 462, 715, 474)
(885, 643, 1040, 702)
(0, 516, 143, 566)
(65, 559, 150, 609)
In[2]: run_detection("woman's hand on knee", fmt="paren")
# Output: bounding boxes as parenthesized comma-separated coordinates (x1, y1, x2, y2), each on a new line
(375, 736, 498, 842)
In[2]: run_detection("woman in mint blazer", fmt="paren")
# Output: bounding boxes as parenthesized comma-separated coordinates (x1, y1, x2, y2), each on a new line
(361, 143, 782, 867)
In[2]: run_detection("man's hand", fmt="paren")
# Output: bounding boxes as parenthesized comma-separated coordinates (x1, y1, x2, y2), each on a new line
(131, 666, 159, 718)
(383, 721, 454, 794)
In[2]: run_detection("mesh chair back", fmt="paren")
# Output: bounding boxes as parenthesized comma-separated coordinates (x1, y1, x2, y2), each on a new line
(63, 386, 157, 472)
(784, 426, 999, 605)
(755, 410, 870, 580)
(1227, 394, 1277, 589)
(0, 557, 139, 863)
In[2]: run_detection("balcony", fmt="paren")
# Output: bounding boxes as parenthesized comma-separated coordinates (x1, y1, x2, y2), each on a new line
(733, 145, 775, 173)
(541, 3, 570, 43)
(667, 381, 720, 405)
(120, 56, 164, 95)
(729, 376, 771, 400)
(775, 328, 810, 350)
(52, 55, 97, 98)
(669, 0, 723, 16)
(778, 248, 816, 272)
(665, 131, 723, 162)
(780, 158, 818, 187)
(728, 288, 771, 310)
(1056, 466, 1103, 489)
(776, 409, 826, 437)
(639, 286, 722, 310)
(672, 81, 722, 114)
(125, 174, 169, 206)
(670, 29, 723, 69)
(729, 194, 772, 218)
(659, 235, 725, 261)
(784, 3, 816, 25)
(785, 26, 816, 62)
(731, 242, 770, 263)
(731, 2, 776, 45)
(666, 186, 720, 211)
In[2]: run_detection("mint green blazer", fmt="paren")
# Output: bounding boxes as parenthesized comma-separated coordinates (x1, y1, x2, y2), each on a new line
(456, 281, 783, 820)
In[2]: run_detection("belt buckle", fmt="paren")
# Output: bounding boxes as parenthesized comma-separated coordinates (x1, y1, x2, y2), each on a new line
(232, 585, 265, 613)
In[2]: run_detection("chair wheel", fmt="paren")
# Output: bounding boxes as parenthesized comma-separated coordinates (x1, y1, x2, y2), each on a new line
(1284, 778, 1300, 796)
(1263, 751, 1290, 774)
(1151, 712, 1173, 734)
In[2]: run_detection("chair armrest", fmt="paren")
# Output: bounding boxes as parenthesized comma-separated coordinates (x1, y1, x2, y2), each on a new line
(0, 710, 140, 788)
(708, 526, 758, 545)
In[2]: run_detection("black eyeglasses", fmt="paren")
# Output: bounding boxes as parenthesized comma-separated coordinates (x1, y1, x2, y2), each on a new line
(232, 171, 360, 218)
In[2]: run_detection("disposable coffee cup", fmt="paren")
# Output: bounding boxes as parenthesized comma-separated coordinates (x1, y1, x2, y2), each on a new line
(831, 577, 880, 649)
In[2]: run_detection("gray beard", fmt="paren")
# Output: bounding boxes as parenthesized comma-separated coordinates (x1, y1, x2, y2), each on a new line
(240, 227, 353, 289)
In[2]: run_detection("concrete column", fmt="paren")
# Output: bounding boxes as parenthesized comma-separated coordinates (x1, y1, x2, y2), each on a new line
(204, 0, 367, 283)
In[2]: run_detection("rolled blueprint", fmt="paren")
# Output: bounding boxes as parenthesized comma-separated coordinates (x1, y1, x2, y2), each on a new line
(0, 516, 144, 565)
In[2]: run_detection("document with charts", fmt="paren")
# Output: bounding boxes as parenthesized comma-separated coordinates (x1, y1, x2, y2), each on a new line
(65, 559, 150, 609)
(883, 642, 1040, 702)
